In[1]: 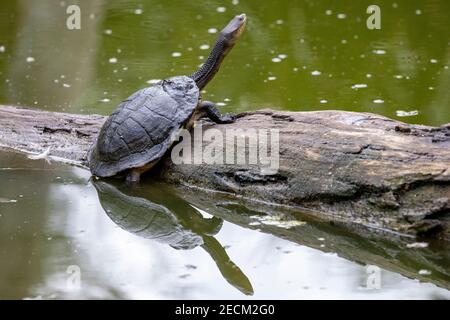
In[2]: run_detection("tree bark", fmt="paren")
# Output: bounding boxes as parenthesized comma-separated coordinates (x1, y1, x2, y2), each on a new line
(1, 105, 449, 240)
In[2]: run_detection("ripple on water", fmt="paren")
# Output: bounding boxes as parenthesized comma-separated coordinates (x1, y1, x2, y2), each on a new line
(351, 83, 368, 89)
(373, 49, 386, 55)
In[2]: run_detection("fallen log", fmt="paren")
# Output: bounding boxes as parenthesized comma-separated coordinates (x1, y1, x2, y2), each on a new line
(1, 105, 449, 240)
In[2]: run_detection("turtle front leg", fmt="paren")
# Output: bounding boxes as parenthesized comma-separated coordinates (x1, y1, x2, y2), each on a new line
(199, 101, 236, 124)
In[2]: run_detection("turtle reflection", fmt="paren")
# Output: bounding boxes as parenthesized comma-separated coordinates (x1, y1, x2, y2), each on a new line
(92, 180, 254, 295)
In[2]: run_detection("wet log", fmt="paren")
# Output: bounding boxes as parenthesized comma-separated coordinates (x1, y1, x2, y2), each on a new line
(0, 105, 449, 240)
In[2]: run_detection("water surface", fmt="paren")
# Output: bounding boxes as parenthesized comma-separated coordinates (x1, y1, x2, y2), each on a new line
(0, 0, 449, 125)
(0, 152, 449, 299)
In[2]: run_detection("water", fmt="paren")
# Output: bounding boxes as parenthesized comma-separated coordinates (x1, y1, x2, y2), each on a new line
(0, 152, 449, 299)
(0, 0, 449, 125)
(0, 0, 449, 299)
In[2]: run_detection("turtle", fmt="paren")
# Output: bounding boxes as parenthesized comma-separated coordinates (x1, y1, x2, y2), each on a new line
(88, 14, 247, 183)
(92, 180, 254, 295)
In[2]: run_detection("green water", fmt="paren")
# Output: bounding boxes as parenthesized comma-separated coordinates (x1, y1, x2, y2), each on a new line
(0, 0, 449, 124)
(0, 0, 449, 299)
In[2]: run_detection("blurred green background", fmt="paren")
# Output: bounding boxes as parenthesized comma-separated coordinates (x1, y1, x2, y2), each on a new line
(0, 0, 449, 125)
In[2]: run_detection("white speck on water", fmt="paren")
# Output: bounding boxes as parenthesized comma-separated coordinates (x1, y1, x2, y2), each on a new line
(47, 237, 52, 241)
(0, 46, 5, 53)
(272, 57, 282, 63)
(104, 29, 112, 35)
(276, 19, 284, 25)
(199, 44, 210, 50)
(428, 86, 435, 90)
(430, 58, 438, 64)
(146, 79, 161, 84)
(396, 110, 419, 117)
(0, 198, 17, 203)
(341, 39, 347, 44)
(122, 66, 128, 71)
(198, 55, 204, 60)
(445, 65, 449, 69)
(208, 28, 218, 34)
(325, 10, 333, 15)
(392, 3, 398, 8)
(216, 7, 226, 13)
(216, 102, 227, 106)
(267, 76, 277, 81)
(100, 98, 110, 103)
(232, 0, 239, 5)
(415, 9, 422, 15)
(134, 8, 143, 15)
(373, 49, 386, 55)
(26, 57, 35, 63)
(406, 242, 428, 248)
(337, 13, 347, 19)
(351, 83, 368, 89)
(311, 70, 321, 76)
(109, 57, 118, 64)
(172, 52, 182, 57)
(373, 99, 384, 104)
(319, 99, 328, 104)
(62, 83, 71, 88)
(278, 54, 288, 59)
(418, 269, 431, 276)
(394, 75, 403, 79)
(224, 98, 231, 102)
(117, 48, 122, 53)
(366, 74, 372, 78)
(318, 237, 325, 241)
(293, 67, 299, 72)
(53, 79, 59, 83)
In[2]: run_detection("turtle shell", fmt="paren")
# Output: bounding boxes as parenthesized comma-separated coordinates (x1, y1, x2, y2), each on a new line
(93, 180, 204, 250)
(88, 76, 199, 177)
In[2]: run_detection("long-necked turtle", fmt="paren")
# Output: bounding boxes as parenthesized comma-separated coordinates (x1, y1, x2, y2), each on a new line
(88, 14, 247, 182)
(92, 180, 254, 295)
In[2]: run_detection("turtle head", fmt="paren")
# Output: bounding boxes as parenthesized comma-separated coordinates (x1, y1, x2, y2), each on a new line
(220, 13, 247, 47)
